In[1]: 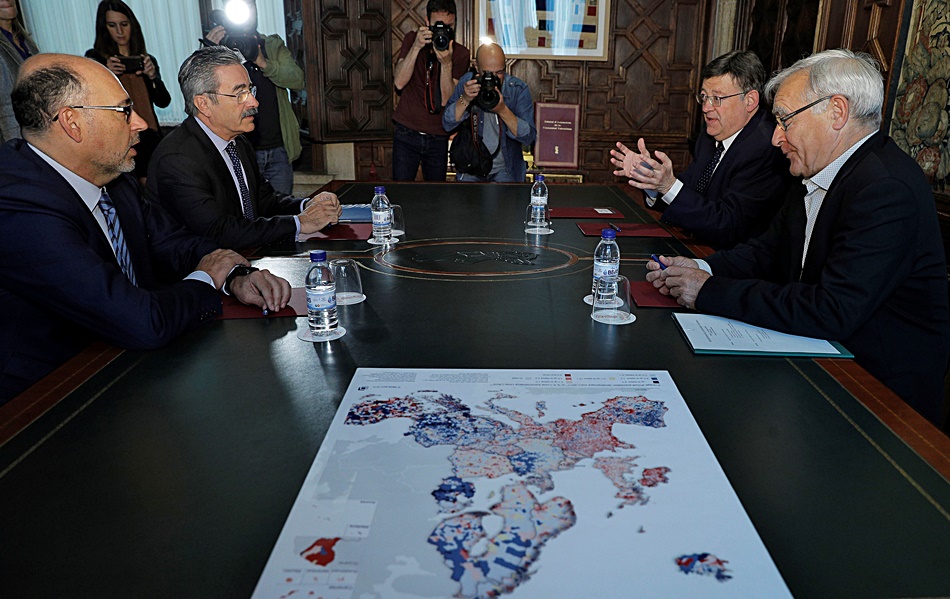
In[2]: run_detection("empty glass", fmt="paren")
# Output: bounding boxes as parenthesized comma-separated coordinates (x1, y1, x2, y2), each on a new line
(330, 258, 365, 305)
(391, 204, 405, 238)
(591, 275, 636, 325)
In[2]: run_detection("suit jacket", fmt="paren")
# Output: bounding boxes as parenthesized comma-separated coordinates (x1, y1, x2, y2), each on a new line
(147, 115, 302, 249)
(659, 107, 795, 249)
(697, 131, 950, 424)
(0, 139, 222, 402)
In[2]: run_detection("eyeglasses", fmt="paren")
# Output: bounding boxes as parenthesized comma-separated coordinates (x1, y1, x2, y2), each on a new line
(695, 91, 747, 107)
(774, 95, 833, 131)
(206, 85, 257, 104)
(52, 103, 134, 123)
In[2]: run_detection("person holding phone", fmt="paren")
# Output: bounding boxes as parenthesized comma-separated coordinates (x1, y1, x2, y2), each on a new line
(84, 0, 169, 184)
(1, 0, 39, 143)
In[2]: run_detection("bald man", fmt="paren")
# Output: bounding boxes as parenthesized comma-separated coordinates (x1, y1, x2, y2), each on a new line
(443, 43, 536, 182)
(0, 54, 290, 402)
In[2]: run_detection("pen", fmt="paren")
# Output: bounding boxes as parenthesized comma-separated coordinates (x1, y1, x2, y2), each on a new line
(650, 254, 667, 270)
(608, 222, 622, 232)
(639, 161, 654, 171)
(262, 309, 269, 316)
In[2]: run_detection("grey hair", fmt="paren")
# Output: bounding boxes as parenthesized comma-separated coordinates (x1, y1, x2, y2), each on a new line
(178, 46, 242, 116)
(765, 48, 883, 128)
(11, 64, 86, 137)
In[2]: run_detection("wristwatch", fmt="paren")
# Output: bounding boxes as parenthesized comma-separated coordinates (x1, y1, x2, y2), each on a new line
(223, 265, 259, 295)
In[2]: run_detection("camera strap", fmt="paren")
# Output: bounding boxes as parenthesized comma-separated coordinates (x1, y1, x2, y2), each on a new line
(424, 50, 442, 115)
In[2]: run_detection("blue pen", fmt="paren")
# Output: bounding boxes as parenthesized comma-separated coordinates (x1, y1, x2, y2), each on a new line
(262, 309, 269, 316)
(650, 254, 667, 270)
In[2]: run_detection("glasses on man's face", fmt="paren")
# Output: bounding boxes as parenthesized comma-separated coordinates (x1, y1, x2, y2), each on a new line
(52, 103, 134, 123)
(695, 91, 746, 107)
(207, 85, 258, 104)
(774, 95, 833, 131)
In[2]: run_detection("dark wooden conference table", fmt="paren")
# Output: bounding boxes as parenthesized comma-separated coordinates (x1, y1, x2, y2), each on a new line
(1, 182, 948, 598)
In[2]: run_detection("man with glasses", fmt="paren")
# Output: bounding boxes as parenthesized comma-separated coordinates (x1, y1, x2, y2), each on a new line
(646, 49, 950, 428)
(611, 51, 793, 249)
(148, 46, 340, 250)
(443, 43, 536, 182)
(0, 54, 292, 402)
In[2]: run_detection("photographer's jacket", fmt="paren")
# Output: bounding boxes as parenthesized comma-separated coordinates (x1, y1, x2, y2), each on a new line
(443, 72, 537, 182)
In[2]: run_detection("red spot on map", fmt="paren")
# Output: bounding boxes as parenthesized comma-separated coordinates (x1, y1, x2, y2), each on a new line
(300, 537, 342, 567)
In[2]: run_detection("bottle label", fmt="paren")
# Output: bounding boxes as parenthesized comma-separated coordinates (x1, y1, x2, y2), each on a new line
(372, 210, 391, 227)
(306, 288, 336, 311)
(593, 261, 618, 280)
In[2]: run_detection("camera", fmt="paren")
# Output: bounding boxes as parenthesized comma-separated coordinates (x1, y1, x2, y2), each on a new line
(117, 55, 144, 73)
(429, 21, 454, 52)
(474, 70, 500, 111)
(209, 7, 262, 63)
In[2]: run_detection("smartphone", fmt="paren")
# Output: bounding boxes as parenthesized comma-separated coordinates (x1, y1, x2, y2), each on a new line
(117, 55, 145, 72)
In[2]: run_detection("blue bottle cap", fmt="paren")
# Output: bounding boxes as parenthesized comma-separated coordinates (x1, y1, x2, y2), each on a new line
(601, 229, 616, 239)
(536, 175, 544, 182)
(374, 186, 386, 194)
(310, 250, 327, 262)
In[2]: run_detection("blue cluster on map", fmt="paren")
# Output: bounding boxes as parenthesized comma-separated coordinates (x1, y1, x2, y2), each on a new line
(676, 552, 733, 582)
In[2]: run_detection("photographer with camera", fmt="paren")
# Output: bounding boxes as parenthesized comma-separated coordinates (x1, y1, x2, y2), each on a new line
(443, 43, 536, 182)
(203, 0, 303, 196)
(392, 0, 470, 181)
(84, 1, 169, 185)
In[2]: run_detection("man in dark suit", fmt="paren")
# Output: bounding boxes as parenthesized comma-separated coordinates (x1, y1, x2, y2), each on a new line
(647, 49, 950, 426)
(611, 51, 794, 249)
(147, 46, 340, 250)
(0, 53, 291, 403)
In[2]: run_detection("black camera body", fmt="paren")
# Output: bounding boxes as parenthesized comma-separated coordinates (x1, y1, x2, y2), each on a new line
(209, 8, 262, 63)
(474, 70, 500, 111)
(429, 21, 454, 52)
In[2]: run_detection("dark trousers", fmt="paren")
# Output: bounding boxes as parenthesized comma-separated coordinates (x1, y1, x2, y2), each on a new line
(392, 122, 449, 181)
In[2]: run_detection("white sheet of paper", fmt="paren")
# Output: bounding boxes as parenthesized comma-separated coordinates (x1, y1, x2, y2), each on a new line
(674, 313, 843, 355)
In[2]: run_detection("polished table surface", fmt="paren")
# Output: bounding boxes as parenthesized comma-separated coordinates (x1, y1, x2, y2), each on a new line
(1, 183, 948, 598)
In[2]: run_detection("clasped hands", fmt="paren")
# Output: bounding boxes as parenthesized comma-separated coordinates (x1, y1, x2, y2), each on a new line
(299, 191, 342, 234)
(197, 249, 291, 313)
(646, 255, 710, 310)
(610, 139, 676, 195)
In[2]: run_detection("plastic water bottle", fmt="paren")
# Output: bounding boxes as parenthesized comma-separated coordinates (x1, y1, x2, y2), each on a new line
(305, 250, 338, 335)
(530, 174, 548, 205)
(525, 175, 552, 234)
(592, 228, 620, 295)
(371, 186, 392, 244)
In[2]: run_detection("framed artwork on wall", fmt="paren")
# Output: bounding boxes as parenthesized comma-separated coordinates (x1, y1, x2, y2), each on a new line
(475, 0, 611, 61)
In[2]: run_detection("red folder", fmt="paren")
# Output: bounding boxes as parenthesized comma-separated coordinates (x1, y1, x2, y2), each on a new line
(630, 281, 680, 308)
(299, 223, 372, 241)
(219, 287, 308, 319)
(576, 222, 672, 238)
(549, 207, 623, 219)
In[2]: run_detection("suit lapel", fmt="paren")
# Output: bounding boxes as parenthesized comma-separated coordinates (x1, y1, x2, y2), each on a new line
(184, 116, 244, 218)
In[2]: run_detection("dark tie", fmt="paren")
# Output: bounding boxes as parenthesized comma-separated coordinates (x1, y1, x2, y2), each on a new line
(696, 141, 723, 195)
(224, 141, 255, 220)
(98, 188, 137, 286)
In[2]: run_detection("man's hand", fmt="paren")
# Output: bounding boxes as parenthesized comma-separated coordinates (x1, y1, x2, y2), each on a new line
(645, 255, 708, 309)
(413, 25, 432, 51)
(435, 40, 453, 66)
(205, 25, 226, 45)
(253, 46, 268, 70)
(610, 139, 675, 195)
(196, 249, 248, 290)
(231, 269, 292, 313)
(461, 78, 480, 104)
(299, 194, 341, 234)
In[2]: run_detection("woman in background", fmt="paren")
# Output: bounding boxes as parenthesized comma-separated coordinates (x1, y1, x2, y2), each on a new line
(0, 0, 38, 142)
(85, 0, 169, 184)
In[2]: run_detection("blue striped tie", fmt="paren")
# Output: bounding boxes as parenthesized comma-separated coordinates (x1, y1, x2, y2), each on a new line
(225, 141, 256, 220)
(98, 188, 138, 286)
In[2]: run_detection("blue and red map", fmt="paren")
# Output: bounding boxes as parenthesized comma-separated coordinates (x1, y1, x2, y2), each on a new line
(253, 369, 791, 599)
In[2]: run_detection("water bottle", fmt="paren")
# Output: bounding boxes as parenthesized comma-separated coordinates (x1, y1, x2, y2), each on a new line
(371, 186, 392, 244)
(305, 250, 338, 336)
(524, 175, 552, 234)
(592, 228, 620, 295)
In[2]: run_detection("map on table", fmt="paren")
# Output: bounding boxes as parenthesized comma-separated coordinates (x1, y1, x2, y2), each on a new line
(252, 369, 791, 598)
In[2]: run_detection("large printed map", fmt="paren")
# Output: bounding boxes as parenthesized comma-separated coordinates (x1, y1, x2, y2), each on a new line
(253, 369, 791, 598)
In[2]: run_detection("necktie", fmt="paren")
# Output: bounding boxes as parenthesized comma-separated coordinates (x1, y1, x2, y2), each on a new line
(98, 188, 138, 286)
(225, 141, 255, 220)
(696, 141, 723, 195)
